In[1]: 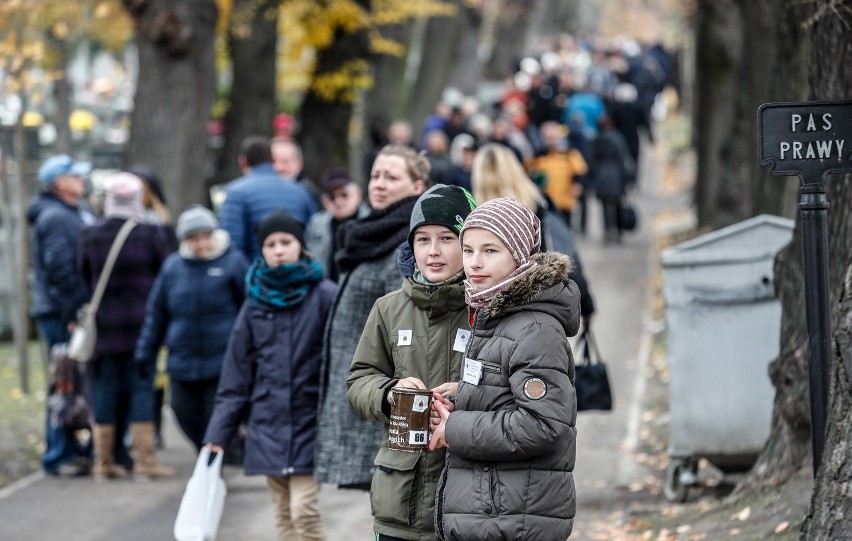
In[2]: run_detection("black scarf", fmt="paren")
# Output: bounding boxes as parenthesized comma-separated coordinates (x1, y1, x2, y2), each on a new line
(335, 196, 418, 272)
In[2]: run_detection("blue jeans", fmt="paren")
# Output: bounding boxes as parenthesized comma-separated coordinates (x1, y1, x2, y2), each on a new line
(92, 354, 155, 425)
(37, 317, 90, 473)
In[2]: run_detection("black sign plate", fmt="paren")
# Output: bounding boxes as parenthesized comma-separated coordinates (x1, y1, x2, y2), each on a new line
(758, 100, 852, 184)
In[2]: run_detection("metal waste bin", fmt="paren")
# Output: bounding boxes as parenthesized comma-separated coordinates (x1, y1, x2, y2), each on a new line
(660, 214, 794, 501)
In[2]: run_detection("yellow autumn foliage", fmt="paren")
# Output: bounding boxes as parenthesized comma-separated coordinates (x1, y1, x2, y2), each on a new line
(277, 0, 456, 102)
(0, 0, 132, 79)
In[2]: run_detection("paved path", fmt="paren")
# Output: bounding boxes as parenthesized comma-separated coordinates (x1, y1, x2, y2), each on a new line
(0, 141, 674, 541)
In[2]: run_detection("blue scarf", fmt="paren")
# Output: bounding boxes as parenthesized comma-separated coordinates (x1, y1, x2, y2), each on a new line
(246, 257, 324, 311)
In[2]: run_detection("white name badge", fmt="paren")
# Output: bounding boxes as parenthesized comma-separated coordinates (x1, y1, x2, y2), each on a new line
(453, 329, 471, 353)
(462, 358, 482, 386)
(398, 330, 412, 346)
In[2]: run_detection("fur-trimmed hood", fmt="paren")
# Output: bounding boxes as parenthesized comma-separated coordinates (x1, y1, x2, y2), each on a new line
(179, 228, 231, 261)
(479, 251, 579, 334)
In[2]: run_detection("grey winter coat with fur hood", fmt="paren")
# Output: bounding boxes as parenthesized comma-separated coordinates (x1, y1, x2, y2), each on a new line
(435, 252, 580, 541)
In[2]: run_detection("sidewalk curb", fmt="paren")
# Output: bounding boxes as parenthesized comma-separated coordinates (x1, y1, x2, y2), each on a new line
(0, 471, 44, 500)
(615, 313, 654, 489)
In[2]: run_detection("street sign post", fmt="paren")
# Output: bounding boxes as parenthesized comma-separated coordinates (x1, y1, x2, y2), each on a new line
(758, 100, 852, 475)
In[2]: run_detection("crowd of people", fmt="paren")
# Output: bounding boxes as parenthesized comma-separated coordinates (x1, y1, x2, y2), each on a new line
(27, 36, 670, 541)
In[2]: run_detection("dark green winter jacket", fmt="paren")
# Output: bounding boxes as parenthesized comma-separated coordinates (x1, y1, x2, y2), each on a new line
(347, 275, 469, 540)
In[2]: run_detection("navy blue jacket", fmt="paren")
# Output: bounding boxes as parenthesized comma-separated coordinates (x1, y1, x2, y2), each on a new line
(204, 278, 337, 477)
(134, 238, 249, 381)
(26, 192, 89, 321)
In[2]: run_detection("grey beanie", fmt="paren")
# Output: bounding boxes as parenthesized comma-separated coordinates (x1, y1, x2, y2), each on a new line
(176, 205, 218, 240)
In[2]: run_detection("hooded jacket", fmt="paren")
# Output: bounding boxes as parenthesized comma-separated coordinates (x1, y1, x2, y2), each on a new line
(134, 230, 249, 381)
(347, 276, 469, 540)
(203, 277, 337, 477)
(435, 252, 580, 541)
(26, 192, 89, 321)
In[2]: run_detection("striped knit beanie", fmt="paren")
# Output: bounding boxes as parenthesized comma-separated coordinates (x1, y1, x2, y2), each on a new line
(460, 197, 541, 265)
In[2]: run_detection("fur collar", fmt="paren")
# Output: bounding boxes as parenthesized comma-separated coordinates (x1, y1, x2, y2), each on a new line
(481, 252, 573, 317)
(179, 229, 231, 261)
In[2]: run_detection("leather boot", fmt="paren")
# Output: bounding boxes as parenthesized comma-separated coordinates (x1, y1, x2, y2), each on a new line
(93, 424, 127, 481)
(131, 422, 176, 481)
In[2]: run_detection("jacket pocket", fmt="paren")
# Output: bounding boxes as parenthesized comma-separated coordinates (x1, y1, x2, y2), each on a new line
(370, 446, 422, 527)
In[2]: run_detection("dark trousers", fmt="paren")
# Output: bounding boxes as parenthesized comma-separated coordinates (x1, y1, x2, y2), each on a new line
(38, 317, 91, 473)
(578, 191, 590, 232)
(599, 196, 621, 241)
(170, 377, 219, 451)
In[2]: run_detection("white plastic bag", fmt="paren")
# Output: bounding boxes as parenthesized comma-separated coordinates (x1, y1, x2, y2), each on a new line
(174, 448, 227, 541)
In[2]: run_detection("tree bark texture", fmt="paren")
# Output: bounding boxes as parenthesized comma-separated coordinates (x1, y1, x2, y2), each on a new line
(482, 0, 536, 80)
(122, 0, 219, 212)
(740, 1, 852, 500)
(694, 0, 810, 230)
(801, 4, 852, 537)
(693, 0, 743, 230)
(362, 21, 409, 151)
(446, 4, 484, 96)
(407, 1, 465, 138)
(526, 0, 586, 50)
(45, 34, 72, 155)
(214, 0, 279, 186)
(298, 0, 371, 184)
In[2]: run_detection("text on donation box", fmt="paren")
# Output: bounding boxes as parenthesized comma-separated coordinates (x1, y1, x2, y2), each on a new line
(759, 101, 852, 181)
(388, 388, 432, 453)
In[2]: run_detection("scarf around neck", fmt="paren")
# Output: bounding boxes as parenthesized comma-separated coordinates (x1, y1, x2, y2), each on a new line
(464, 258, 538, 312)
(246, 256, 324, 311)
(335, 196, 418, 272)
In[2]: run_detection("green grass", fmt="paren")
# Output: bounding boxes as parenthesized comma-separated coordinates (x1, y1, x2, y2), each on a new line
(0, 341, 48, 487)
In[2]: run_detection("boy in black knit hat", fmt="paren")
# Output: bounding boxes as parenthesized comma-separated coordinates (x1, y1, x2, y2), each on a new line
(346, 184, 476, 541)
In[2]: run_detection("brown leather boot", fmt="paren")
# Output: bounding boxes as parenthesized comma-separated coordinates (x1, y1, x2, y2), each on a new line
(131, 422, 176, 481)
(93, 424, 127, 481)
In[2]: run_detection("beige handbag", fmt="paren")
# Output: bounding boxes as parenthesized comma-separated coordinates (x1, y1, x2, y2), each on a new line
(68, 219, 137, 363)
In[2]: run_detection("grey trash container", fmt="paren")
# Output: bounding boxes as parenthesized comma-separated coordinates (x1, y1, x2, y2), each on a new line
(660, 214, 794, 501)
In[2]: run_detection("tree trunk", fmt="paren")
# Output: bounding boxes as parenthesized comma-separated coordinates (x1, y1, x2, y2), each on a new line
(362, 21, 410, 153)
(738, 1, 848, 496)
(800, 4, 852, 537)
(482, 0, 536, 80)
(298, 0, 371, 185)
(715, 0, 809, 227)
(526, 0, 585, 49)
(45, 34, 72, 154)
(407, 1, 465, 137)
(692, 0, 743, 230)
(750, 0, 810, 220)
(122, 0, 219, 211)
(214, 0, 278, 186)
(446, 4, 483, 95)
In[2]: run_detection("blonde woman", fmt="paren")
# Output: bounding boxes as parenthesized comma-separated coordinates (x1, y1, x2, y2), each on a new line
(314, 145, 428, 490)
(471, 143, 596, 326)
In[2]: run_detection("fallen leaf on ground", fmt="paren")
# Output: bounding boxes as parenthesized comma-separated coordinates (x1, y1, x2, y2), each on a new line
(731, 506, 751, 521)
(775, 521, 790, 533)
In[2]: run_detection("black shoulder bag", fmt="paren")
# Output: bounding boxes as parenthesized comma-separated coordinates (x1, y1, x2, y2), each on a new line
(575, 327, 613, 412)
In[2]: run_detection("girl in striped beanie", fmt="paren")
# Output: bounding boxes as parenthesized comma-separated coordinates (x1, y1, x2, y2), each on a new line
(459, 196, 542, 310)
(430, 196, 581, 541)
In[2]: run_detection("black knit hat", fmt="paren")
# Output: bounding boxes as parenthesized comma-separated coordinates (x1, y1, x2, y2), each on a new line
(408, 184, 477, 250)
(256, 211, 306, 249)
